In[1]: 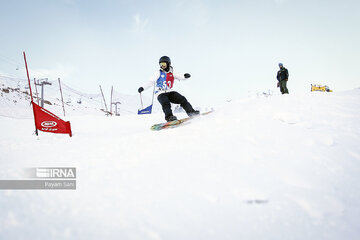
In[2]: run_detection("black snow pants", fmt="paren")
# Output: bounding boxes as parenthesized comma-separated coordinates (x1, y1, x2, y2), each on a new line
(157, 91, 195, 119)
(279, 80, 289, 94)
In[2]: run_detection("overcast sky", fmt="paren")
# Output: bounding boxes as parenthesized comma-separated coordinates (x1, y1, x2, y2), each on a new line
(0, 0, 359, 104)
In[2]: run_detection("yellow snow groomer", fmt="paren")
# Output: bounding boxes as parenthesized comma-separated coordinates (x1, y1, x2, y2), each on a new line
(311, 84, 333, 92)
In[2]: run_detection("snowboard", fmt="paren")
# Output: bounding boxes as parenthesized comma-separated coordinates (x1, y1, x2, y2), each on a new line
(151, 111, 213, 131)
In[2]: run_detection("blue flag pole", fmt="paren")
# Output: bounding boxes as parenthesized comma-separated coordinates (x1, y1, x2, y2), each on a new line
(138, 83, 155, 115)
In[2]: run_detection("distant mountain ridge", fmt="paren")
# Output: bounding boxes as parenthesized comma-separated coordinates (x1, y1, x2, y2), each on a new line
(0, 75, 149, 119)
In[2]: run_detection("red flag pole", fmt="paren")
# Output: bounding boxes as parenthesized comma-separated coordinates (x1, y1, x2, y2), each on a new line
(23, 52, 33, 101)
(23, 51, 38, 136)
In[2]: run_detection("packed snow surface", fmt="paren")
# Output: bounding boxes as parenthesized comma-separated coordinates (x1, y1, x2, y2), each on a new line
(1, 89, 360, 239)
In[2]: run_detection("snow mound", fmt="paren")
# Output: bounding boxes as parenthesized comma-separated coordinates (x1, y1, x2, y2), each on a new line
(0, 89, 360, 239)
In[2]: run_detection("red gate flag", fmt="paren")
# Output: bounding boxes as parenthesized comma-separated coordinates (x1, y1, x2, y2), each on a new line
(32, 102, 72, 137)
(23, 51, 72, 137)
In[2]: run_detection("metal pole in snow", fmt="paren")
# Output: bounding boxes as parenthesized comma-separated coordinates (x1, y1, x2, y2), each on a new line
(41, 82, 44, 107)
(110, 86, 112, 114)
(151, 82, 155, 106)
(113, 102, 121, 116)
(99, 85, 108, 112)
(58, 78, 66, 117)
(33, 78, 39, 105)
(139, 92, 144, 109)
(34, 79, 50, 108)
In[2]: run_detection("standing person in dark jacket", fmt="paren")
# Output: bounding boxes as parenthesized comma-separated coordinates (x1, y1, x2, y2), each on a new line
(277, 63, 289, 94)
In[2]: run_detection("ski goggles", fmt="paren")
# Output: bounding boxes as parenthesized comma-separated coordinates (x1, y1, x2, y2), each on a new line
(159, 62, 167, 68)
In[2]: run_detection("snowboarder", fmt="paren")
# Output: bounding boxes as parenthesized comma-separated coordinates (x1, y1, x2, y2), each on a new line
(138, 56, 199, 122)
(277, 63, 289, 94)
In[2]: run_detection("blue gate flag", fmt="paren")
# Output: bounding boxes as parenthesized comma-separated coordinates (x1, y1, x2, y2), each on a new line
(138, 105, 153, 115)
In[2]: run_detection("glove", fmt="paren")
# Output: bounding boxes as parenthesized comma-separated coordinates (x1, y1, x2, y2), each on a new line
(138, 87, 144, 93)
(184, 73, 191, 79)
(277, 82, 280, 88)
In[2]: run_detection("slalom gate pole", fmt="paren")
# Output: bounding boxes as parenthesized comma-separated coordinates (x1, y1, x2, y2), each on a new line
(151, 82, 155, 106)
(139, 92, 144, 109)
(58, 78, 66, 117)
(23, 51, 38, 136)
(110, 86, 113, 114)
(99, 85, 108, 112)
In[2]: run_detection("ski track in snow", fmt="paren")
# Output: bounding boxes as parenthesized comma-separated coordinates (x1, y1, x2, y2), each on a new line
(1, 89, 360, 239)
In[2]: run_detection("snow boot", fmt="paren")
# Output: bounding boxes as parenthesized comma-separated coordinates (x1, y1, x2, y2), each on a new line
(188, 110, 200, 117)
(166, 115, 178, 122)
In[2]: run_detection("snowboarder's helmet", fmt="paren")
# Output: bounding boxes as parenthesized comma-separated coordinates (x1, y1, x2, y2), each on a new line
(159, 56, 171, 66)
(278, 63, 283, 67)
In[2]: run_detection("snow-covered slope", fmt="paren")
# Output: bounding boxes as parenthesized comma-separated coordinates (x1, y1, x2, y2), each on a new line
(0, 75, 146, 118)
(0, 89, 360, 239)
